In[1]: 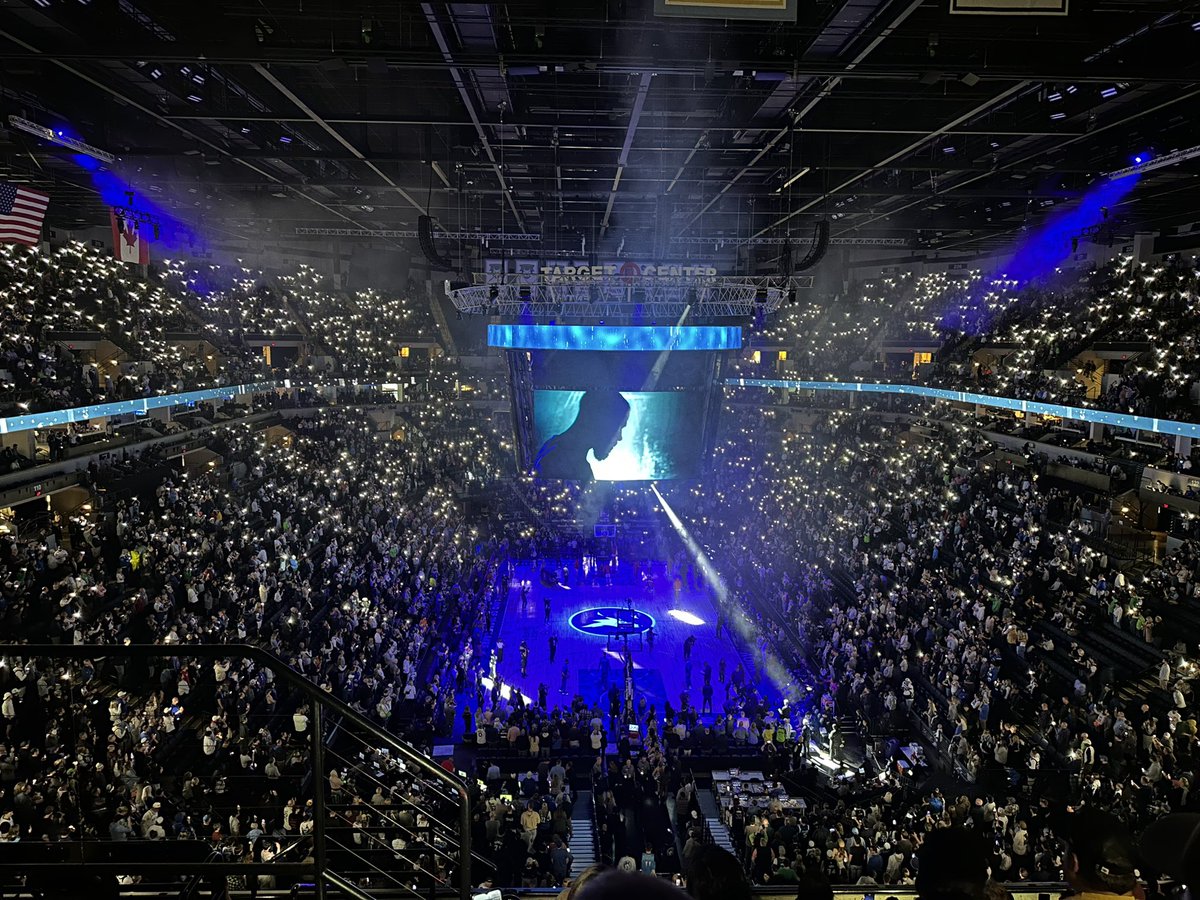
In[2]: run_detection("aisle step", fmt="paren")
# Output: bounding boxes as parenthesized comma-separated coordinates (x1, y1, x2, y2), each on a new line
(696, 789, 736, 854)
(568, 789, 598, 874)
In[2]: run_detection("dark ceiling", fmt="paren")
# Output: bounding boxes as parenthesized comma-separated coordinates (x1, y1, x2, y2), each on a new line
(1, 0, 1199, 264)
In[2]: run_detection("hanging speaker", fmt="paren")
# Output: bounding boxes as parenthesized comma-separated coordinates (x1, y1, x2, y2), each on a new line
(418, 215, 455, 270)
(794, 220, 829, 272)
(778, 241, 793, 277)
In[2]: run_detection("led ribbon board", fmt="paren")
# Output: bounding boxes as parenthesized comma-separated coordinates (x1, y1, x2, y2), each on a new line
(727, 378, 1200, 440)
(488, 324, 742, 352)
(0, 382, 280, 435)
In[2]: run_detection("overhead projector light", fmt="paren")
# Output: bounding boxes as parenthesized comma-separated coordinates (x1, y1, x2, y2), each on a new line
(1107, 143, 1200, 180)
(7, 116, 117, 164)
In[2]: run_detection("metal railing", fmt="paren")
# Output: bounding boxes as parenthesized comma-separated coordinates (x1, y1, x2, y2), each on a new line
(0, 643, 473, 900)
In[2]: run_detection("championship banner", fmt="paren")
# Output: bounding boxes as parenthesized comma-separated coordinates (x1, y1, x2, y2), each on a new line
(654, 0, 797, 21)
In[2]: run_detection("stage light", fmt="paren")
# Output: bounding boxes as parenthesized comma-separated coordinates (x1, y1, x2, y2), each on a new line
(667, 609, 705, 626)
(1101, 86, 1118, 98)
(1132, 151, 1153, 165)
(1107, 143, 1200, 180)
(7, 116, 116, 164)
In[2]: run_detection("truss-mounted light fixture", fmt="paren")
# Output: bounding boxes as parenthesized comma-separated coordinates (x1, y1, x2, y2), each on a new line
(7, 116, 116, 164)
(113, 205, 162, 241)
(1107, 143, 1200, 180)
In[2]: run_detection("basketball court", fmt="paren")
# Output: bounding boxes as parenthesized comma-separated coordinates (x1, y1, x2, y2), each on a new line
(488, 558, 779, 720)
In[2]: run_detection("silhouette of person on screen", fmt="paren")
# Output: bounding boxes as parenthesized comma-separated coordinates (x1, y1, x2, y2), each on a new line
(534, 390, 631, 481)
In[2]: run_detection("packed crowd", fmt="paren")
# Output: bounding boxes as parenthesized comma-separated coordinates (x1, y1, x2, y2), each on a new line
(354, 389, 1199, 890)
(0, 390, 1194, 892)
(0, 242, 230, 413)
(0, 240, 1198, 897)
(5, 239, 1200, 445)
(731, 255, 1200, 431)
(655, 396, 1198, 886)
(0, 403, 522, 890)
(0, 243, 439, 419)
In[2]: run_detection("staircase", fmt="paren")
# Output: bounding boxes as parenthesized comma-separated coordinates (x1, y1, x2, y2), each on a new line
(569, 790, 598, 873)
(485, 563, 514, 639)
(428, 283, 459, 356)
(696, 789, 736, 855)
(0, 643, 476, 900)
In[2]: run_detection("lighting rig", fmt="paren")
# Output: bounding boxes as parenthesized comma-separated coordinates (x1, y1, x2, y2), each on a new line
(113, 192, 162, 241)
(447, 272, 803, 320)
(1106, 144, 1200, 180)
(7, 116, 116, 164)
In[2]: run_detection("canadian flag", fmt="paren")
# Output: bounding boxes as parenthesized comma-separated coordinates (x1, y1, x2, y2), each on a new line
(111, 209, 149, 265)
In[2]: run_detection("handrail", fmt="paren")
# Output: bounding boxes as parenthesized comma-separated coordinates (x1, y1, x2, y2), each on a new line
(0, 643, 473, 900)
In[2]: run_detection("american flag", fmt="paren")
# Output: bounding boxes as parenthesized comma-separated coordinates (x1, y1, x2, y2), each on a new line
(0, 182, 49, 246)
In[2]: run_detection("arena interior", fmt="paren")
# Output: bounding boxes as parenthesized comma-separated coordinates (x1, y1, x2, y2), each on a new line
(0, 2, 1198, 899)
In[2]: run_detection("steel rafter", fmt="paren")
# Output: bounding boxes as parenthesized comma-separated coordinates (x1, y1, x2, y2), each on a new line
(294, 227, 541, 240)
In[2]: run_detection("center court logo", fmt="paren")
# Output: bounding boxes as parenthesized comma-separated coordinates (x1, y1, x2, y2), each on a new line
(568, 607, 655, 637)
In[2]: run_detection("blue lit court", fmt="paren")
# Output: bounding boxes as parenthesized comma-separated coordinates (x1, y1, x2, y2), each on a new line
(485, 558, 780, 727)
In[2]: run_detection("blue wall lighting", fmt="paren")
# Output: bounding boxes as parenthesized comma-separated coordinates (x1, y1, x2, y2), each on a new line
(726, 378, 1200, 440)
(0, 382, 278, 435)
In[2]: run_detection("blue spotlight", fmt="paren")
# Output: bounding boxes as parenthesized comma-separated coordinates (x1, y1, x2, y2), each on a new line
(651, 483, 795, 703)
(1001, 172, 1140, 281)
(1132, 151, 1153, 165)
